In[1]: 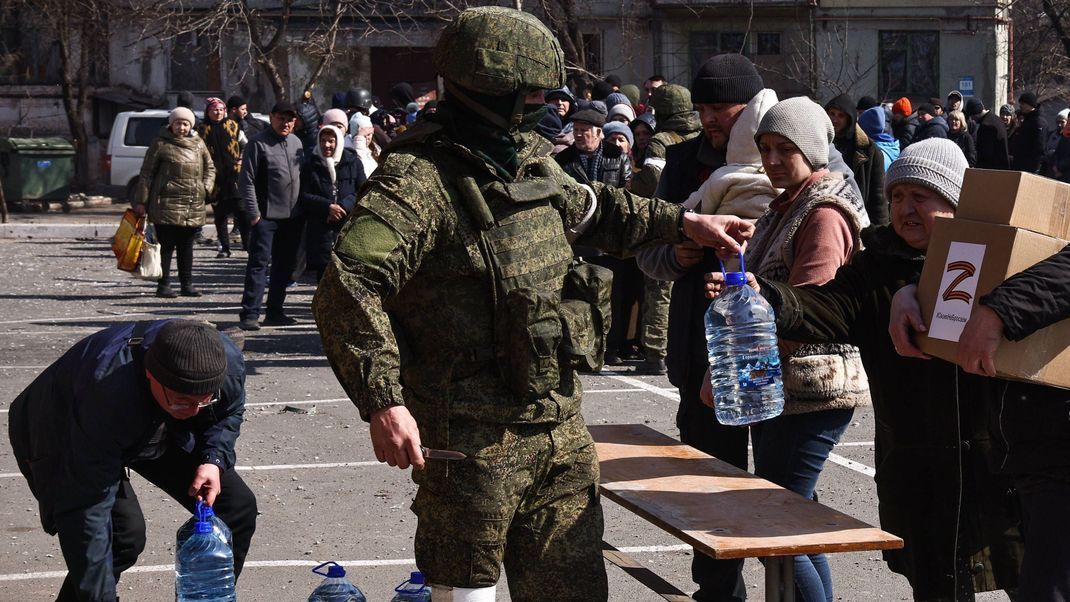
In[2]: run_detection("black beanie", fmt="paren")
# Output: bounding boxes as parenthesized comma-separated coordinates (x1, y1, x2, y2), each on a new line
(691, 54, 764, 104)
(1019, 91, 1039, 107)
(856, 96, 879, 112)
(145, 320, 228, 395)
(964, 98, 985, 117)
(226, 95, 246, 110)
(591, 80, 614, 101)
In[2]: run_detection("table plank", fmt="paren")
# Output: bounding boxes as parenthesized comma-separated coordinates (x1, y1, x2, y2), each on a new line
(590, 423, 903, 559)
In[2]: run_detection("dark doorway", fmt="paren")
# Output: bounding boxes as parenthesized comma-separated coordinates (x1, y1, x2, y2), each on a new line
(370, 46, 437, 109)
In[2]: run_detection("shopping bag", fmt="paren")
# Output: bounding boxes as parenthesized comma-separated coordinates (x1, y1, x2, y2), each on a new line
(136, 223, 162, 281)
(112, 209, 145, 272)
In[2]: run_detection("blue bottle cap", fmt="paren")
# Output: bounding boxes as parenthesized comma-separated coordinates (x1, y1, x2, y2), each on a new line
(724, 271, 747, 286)
(410, 571, 425, 584)
(312, 561, 346, 578)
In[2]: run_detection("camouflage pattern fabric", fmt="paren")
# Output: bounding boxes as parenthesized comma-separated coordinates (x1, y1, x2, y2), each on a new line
(432, 6, 565, 96)
(641, 274, 672, 360)
(411, 412, 607, 599)
(629, 114, 702, 198)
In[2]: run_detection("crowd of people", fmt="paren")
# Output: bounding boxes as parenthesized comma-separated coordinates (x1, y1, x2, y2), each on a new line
(9, 6, 1070, 602)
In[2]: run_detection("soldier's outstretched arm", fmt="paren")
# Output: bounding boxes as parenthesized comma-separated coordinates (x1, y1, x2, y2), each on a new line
(538, 157, 753, 256)
(312, 161, 444, 472)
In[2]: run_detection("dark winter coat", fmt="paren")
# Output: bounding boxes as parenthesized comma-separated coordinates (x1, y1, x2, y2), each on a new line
(240, 128, 303, 222)
(894, 114, 920, 150)
(975, 111, 1010, 170)
(980, 243, 1070, 475)
(197, 117, 244, 202)
(836, 124, 888, 227)
(136, 127, 215, 227)
(758, 226, 1023, 599)
(1009, 109, 1045, 173)
(1053, 135, 1070, 182)
(555, 141, 631, 188)
(914, 115, 950, 142)
(299, 147, 366, 272)
(949, 128, 978, 167)
(7, 321, 246, 602)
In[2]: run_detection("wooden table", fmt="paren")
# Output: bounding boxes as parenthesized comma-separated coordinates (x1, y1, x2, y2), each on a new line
(590, 423, 903, 602)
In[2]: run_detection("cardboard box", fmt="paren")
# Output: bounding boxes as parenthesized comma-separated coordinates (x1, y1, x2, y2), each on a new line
(957, 169, 1070, 240)
(917, 217, 1070, 389)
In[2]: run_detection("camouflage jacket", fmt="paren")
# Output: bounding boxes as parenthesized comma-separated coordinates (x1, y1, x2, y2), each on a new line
(313, 125, 685, 425)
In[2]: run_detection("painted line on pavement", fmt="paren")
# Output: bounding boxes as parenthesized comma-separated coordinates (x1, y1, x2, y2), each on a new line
(236, 461, 381, 471)
(604, 373, 878, 478)
(0, 544, 693, 581)
(826, 452, 876, 477)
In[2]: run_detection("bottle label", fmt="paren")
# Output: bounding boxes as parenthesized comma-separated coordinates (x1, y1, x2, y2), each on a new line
(737, 348, 781, 389)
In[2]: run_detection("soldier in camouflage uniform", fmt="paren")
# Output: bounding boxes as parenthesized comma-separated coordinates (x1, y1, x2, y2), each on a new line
(312, 7, 754, 601)
(630, 85, 703, 375)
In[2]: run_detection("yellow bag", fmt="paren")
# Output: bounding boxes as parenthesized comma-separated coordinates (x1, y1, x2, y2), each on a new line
(112, 209, 145, 272)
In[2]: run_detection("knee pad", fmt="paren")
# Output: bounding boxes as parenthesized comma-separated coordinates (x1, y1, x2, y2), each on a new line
(431, 584, 496, 602)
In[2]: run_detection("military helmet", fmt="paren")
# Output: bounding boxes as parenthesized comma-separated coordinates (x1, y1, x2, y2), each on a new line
(650, 84, 693, 118)
(433, 7, 565, 96)
(345, 88, 373, 111)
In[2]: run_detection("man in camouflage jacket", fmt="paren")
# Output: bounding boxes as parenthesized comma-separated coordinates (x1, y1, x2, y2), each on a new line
(312, 8, 753, 601)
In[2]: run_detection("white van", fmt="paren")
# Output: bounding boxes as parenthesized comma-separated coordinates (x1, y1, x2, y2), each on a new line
(105, 110, 268, 201)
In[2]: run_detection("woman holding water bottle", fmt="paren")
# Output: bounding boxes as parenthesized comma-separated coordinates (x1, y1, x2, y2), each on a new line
(702, 96, 872, 602)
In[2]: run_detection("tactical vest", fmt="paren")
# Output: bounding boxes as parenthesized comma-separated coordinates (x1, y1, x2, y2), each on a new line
(392, 123, 613, 401)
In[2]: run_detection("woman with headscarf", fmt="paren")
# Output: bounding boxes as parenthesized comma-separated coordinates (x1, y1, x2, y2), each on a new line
(299, 124, 366, 281)
(197, 97, 248, 257)
(135, 107, 215, 298)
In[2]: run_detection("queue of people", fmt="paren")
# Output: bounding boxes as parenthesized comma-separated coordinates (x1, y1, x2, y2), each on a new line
(12, 7, 1069, 601)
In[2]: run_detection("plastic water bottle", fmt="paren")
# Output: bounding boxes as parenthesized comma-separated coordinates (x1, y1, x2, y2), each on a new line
(704, 254, 784, 425)
(177, 501, 232, 551)
(390, 571, 431, 602)
(175, 507, 236, 601)
(308, 561, 366, 602)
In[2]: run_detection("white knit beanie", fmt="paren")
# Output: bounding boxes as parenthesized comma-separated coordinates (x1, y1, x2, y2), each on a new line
(754, 96, 834, 168)
(884, 138, 968, 208)
(169, 107, 196, 127)
(350, 113, 372, 131)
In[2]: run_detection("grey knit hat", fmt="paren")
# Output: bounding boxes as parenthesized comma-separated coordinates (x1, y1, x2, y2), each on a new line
(145, 320, 228, 395)
(603, 121, 634, 147)
(754, 96, 834, 168)
(884, 138, 968, 208)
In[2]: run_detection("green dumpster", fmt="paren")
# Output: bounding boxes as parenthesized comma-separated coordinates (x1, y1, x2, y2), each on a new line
(0, 137, 76, 201)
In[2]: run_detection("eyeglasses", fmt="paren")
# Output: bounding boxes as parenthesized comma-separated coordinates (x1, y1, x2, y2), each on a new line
(163, 387, 219, 411)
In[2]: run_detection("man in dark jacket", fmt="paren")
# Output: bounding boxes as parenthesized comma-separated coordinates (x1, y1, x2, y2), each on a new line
(955, 244, 1070, 601)
(1009, 92, 1045, 173)
(227, 95, 265, 140)
(913, 103, 950, 141)
(8, 320, 257, 602)
(554, 109, 630, 187)
(826, 93, 887, 226)
(965, 98, 1010, 170)
(238, 101, 305, 331)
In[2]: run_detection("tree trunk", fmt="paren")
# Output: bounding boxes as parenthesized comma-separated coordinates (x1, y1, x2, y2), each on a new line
(54, 8, 90, 191)
(0, 172, 8, 223)
(1041, 0, 1070, 61)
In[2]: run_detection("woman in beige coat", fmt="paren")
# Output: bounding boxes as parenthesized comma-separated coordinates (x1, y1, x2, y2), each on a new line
(135, 107, 215, 297)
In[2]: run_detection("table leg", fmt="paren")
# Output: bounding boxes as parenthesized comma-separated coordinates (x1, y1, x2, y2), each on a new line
(763, 556, 795, 602)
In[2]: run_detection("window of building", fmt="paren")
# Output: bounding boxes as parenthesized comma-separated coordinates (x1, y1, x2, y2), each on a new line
(0, 12, 62, 85)
(689, 31, 782, 80)
(170, 32, 221, 92)
(582, 33, 603, 77)
(879, 31, 939, 100)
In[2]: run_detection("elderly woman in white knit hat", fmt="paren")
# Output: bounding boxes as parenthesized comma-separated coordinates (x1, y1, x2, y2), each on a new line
(701, 95, 873, 602)
(135, 106, 215, 298)
(705, 138, 1025, 600)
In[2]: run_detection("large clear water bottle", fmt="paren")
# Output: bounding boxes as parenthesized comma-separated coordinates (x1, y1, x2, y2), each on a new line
(308, 561, 366, 602)
(175, 508, 236, 602)
(177, 501, 232, 551)
(390, 571, 432, 602)
(704, 255, 784, 425)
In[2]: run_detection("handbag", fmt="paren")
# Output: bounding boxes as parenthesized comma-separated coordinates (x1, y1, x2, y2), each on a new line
(135, 223, 163, 281)
(112, 209, 145, 272)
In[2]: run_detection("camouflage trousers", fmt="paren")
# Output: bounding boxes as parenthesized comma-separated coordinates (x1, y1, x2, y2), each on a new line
(411, 412, 608, 601)
(641, 275, 673, 360)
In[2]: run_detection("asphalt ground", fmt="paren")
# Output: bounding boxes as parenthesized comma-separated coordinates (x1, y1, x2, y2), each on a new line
(0, 235, 1012, 601)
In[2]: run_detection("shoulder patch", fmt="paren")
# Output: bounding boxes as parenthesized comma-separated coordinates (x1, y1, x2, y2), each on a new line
(336, 212, 404, 264)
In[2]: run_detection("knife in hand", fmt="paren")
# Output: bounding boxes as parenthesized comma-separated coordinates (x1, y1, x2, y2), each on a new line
(421, 446, 467, 460)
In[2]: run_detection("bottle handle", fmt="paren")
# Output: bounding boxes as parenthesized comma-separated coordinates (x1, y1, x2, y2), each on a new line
(717, 250, 746, 278)
(312, 561, 339, 577)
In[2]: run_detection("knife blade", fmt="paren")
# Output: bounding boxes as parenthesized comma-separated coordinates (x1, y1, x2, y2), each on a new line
(421, 446, 467, 460)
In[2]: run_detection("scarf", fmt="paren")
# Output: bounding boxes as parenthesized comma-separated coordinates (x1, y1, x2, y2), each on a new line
(314, 124, 345, 198)
(577, 144, 604, 183)
(430, 95, 549, 178)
